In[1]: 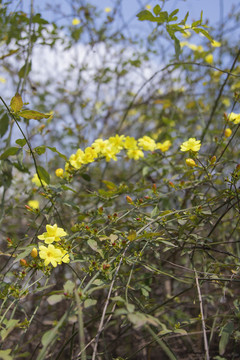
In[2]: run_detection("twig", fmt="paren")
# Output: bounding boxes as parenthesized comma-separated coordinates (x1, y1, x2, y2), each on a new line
(194, 269, 210, 360)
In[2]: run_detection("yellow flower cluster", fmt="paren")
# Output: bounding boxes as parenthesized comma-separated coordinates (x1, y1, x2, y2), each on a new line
(66, 134, 171, 171)
(37, 224, 70, 267)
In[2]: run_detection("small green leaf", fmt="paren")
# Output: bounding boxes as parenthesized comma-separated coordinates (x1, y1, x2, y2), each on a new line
(0, 147, 19, 160)
(10, 93, 23, 112)
(37, 166, 50, 185)
(63, 280, 75, 295)
(0, 112, 9, 137)
(0, 349, 13, 360)
(219, 321, 234, 355)
(87, 239, 98, 252)
(137, 10, 155, 22)
(153, 5, 161, 16)
(47, 146, 67, 161)
(15, 138, 26, 147)
(47, 294, 64, 305)
(18, 110, 51, 121)
(35, 146, 46, 155)
(18, 62, 31, 78)
(84, 299, 97, 308)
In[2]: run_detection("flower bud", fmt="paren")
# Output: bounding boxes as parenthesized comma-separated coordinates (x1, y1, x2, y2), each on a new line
(20, 259, 28, 267)
(55, 168, 64, 177)
(31, 248, 38, 258)
(126, 196, 133, 204)
(224, 128, 232, 138)
(185, 158, 196, 167)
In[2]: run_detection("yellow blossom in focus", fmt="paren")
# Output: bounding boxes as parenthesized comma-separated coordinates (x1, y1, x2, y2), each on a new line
(31, 247, 38, 258)
(127, 148, 144, 160)
(224, 128, 232, 137)
(205, 54, 213, 64)
(82, 147, 98, 164)
(28, 200, 39, 210)
(69, 148, 85, 169)
(104, 7, 112, 13)
(72, 18, 81, 25)
(180, 138, 201, 152)
(39, 244, 62, 267)
(211, 40, 221, 47)
(124, 136, 137, 150)
(156, 140, 171, 152)
(32, 173, 47, 187)
(228, 112, 240, 125)
(55, 168, 64, 177)
(109, 134, 125, 151)
(92, 139, 110, 155)
(138, 136, 156, 151)
(186, 158, 197, 167)
(38, 224, 67, 244)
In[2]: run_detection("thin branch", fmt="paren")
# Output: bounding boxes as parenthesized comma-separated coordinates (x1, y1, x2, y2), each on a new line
(194, 269, 210, 360)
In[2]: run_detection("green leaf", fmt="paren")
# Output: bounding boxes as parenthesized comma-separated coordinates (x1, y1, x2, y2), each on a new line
(136, 10, 156, 22)
(47, 294, 64, 305)
(153, 5, 161, 16)
(0, 147, 19, 160)
(37, 165, 50, 185)
(0, 319, 20, 341)
(63, 280, 75, 295)
(193, 28, 213, 42)
(10, 93, 23, 112)
(18, 110, 51, 120)
(18, 62, 31, 78)
(84, 298, 97, 308)
(151, 206, 159, 218)
(34, 146, 46, 155)
(0, 112, 9, 137)
(15, 138, 26, 147)
(0, 349, 13, 360)
(87, 239, 98, 252)
(219, 321, 234, 355)
(128, 312, 148, 328)
(168, 9, 179, 22)
(46, 146, 67, 161)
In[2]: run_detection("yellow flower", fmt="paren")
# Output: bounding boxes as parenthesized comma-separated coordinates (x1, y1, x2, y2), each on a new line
(32, 173, 47, 187)
(69, 149, 85, 169)
(104, 7, 112, 13)
(156, 140, 171, 152)
(28, 200, 39, 209)
(31, 247, 38, 258)
(180, 138, 201, 152)
(39, 244, 62, 267)
(82, 147, 98, 164)
(127, 148, 144, 160)
(138, 136, 156, 151)
(55, 168, 64, 177)
(38, 224, 67, 244)
(145, 4, 151, 10)
(211, 40, 221, 47)
(109, 134, 125, 151)
(124, 136, 137, 150)
(72, 18, 81, 25)
(186, 158, 197, 167)
(224, 128, 232, 138)
(57, 248, 70, 264)
(228, 112, 240, 125)
(0, 77, 6, 83)
(205, 54, 213, 64)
